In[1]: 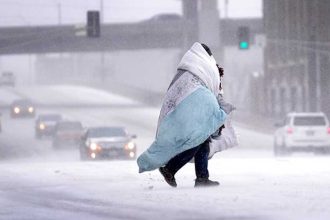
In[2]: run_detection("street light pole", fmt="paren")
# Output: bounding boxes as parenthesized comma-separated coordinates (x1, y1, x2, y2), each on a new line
(315, 52, 321, 111)
(225, 0, 229, 18)
(100, 0, 104, 23)
(57, 3, 62, 25)
(100, 0, 105, 81)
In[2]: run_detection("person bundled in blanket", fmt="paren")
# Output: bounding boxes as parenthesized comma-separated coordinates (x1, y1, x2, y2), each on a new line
(137, 42, 235, 187)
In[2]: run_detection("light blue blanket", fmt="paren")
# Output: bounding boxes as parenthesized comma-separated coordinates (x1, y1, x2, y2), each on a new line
(137, 87, 227, 173)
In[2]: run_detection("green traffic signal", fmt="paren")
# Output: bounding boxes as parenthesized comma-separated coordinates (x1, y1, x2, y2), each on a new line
(238, 26, 250, 50)
(240, 41, 249, 49)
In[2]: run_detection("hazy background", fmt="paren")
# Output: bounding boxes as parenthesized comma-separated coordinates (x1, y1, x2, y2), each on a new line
(1, 1, 330, 219)
(0, 0, 261, 27)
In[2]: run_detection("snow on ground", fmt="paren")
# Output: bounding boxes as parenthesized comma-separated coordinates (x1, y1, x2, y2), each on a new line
(0, 87, 21, 106)
(2, 157, 330, 220)
(12, 85, 140, 106)
(1, 85, 330, 220)
(234, 122, 273, 150)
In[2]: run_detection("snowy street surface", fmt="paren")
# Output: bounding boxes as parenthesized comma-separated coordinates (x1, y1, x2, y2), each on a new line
(1, 85, 330, 220)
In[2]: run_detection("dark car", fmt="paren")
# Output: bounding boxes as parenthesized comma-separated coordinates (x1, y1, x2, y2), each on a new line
(35, 114, 62, 139)
(52, 120, 84, 149)
(79, 126, 137, 160)
(10, 99, 35, 118)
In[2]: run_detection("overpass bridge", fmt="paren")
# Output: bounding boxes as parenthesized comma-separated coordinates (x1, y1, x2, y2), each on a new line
(0, 17, 263, 55)
(0, 0, 224, 55)
(0, 21, 184, 55)
(0, 0, 263, 56)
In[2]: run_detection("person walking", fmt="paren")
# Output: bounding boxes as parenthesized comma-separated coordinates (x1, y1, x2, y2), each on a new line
(137, 42, 227, 187)
(159, 49, 236, 187)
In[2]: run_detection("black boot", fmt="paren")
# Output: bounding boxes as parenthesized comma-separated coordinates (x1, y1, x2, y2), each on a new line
(159, 167, 177, 187)
(194, 177, 219, 187)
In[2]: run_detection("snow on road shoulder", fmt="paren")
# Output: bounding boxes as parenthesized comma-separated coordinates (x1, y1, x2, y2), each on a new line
(234, 120, 273, 150)
(13, 85, 140, 106)
(0, 87, 21, 105)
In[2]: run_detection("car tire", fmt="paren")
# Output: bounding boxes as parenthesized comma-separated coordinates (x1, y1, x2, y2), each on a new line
(326, 148, 330, 155)
(314, 147, 330, 155)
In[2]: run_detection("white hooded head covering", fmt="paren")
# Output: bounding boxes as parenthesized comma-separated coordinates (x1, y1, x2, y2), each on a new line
(177, 42, 220, 96)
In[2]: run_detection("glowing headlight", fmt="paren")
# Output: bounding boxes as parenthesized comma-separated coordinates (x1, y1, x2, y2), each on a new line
(129, 152, 135, 158)
(28, 107, 34, 113)
(125, 142, 135, 150)
(39, 123, 46, 130)
(90, 143, 99, 151)
(14, 107, 20, 114)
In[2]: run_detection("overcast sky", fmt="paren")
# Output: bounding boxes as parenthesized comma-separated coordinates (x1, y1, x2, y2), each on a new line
(0, 0, 262, 27)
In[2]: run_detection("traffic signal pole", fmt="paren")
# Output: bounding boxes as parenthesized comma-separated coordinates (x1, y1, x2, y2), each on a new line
(315, 51, 321, 112)
(100, 0, 105, 81)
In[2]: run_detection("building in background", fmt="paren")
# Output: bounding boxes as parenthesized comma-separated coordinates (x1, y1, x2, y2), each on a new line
(263, 0, 330, 118)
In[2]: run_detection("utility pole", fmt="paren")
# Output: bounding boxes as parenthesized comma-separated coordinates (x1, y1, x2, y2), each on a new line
(225, 0, 229, 18)
(182, 0, 198, 50)
(100, 0, 104, 23)
(57, 3, 62, 25)
(315, 52, 321, 111)
(100, 0, 105, 81)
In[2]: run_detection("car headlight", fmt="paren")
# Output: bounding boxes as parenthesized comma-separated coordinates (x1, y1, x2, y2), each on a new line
(125, 142, 135, 150)
(14, 107, 20, 114)
(39, 123, 46, 130)
(129, 152, 135, 158)
(28, 107, 34, 113)
(90, 142, 101, 151)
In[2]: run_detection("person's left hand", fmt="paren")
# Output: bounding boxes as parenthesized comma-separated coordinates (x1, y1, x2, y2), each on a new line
(216, 64, 224, 77)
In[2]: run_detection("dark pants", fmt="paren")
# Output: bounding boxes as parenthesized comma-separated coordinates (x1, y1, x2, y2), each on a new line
(165, 139, 210, 179)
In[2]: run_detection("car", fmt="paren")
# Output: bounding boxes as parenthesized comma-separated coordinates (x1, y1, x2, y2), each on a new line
(79, 126, 137, 160)
(10, 99, 35, 118)
(274, 112, 330, 156)
(52, 120, 84, 149)
(35, 113, 62, 139)
(0, 71, 15, 87)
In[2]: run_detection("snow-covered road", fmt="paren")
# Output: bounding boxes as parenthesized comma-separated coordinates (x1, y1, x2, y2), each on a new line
(2, 157, 330, 220)
(1, 85, 330, 220)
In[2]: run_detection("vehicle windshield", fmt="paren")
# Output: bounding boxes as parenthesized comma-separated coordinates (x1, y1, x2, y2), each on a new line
(13, 100, 33, 106)
(293, 116, 327, 126)
(88, 127, 127, 138)
(58, 122, 82, 130)
(2, 72, 13, 76)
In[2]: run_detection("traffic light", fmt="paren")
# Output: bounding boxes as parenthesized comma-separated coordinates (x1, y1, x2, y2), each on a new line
(237, 26, 250, 50)
(87, 11, 100, 37)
